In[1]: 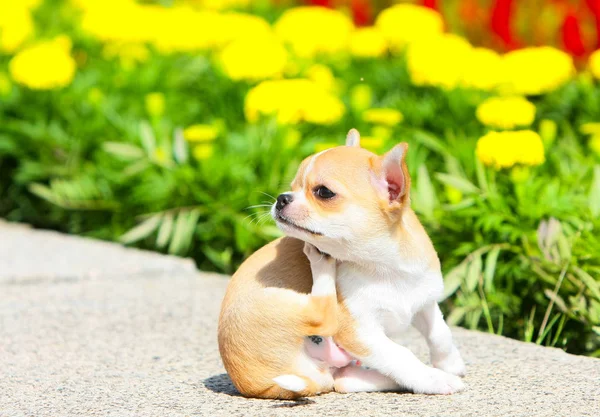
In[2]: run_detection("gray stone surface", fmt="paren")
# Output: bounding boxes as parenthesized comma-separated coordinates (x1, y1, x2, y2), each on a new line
(0, 220, 599, 417)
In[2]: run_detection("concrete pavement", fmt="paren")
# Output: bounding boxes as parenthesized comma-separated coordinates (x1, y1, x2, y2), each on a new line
(1, 220, 599, 416)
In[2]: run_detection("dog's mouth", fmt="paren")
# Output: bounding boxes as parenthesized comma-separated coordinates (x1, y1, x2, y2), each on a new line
(274, 214, 323, 236)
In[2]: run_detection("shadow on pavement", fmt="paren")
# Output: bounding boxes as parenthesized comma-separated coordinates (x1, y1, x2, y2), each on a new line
(203, 373, 316, 406)
(203, 373, 241, 397)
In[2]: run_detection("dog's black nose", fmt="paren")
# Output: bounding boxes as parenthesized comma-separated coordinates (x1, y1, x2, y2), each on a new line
(276, 193, 293, 211)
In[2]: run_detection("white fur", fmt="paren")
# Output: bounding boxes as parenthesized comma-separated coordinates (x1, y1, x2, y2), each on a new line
(332, 241, 464, 394)
(295, 350, 334, 393)
(308, 254, 336, 296)
(346, 129, 360, 147)
(272, 137, 466, 395)
(335, 366, 399, 393)
(273, 375, 307, 392)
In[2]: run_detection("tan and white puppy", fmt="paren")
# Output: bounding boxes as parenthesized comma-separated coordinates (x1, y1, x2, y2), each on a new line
(218, 129, 465, 399)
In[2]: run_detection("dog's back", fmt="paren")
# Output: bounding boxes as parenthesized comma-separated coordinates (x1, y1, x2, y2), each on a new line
(218, 237, 333, 398)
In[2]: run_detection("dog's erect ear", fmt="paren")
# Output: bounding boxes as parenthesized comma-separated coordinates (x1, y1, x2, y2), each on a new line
(346, 128, 360, 147)
(374, 143, 410, 209)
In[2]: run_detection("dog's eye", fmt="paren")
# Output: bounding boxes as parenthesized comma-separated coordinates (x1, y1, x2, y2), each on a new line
(314, 186, 336, 200)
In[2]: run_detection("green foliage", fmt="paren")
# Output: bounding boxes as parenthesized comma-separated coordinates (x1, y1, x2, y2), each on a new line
(1, 0, 600, 355)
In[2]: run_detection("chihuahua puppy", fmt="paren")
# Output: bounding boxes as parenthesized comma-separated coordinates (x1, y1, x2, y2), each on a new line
(218, 129, 465, 399)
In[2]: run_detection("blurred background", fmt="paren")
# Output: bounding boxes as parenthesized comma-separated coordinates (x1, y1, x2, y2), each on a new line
(1, 0, 599, 356)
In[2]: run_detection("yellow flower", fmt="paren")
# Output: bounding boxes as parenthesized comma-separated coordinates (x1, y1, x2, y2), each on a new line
(360, 136, 384, 152)
(350, 27, 387, 58)
(314, 142, 338, 152)
(21, 0, 43, 9)
(349, 84, 373, 112)
(372, 125, 392, 140)
(500, 47, 574, 95)
(476, 96, 536, 129)
(461, 48, 503, 91)
(580, 122, 600, 136)
(9, 37, 76, 90)
(476, 130, 545, 169)
(407, 34, 473, 90)
(0, 4, 35, 54)
(305, 64, 336, 91)
(193, 144, 215, 160)
(589, 49, 600, 79)
(103, 42, 150, 69)
(375, 4, 443, 53)
(245, 79, 345, 125)
(183, 124, 219, 142)
(589, 135, 600, 156)
(79, 2, 271, 53)
(184, 0, 252, 10)
(219, 33, 287, 81)
(274, 7, 354, 58)
(363, 108, 403, 126)
(145, 92, 165, 117)
(218, 12, 272, 47)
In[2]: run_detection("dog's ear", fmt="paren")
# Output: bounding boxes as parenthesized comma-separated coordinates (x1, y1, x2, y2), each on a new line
(372, 143, 410, 210)
(346, 128, 360, 147)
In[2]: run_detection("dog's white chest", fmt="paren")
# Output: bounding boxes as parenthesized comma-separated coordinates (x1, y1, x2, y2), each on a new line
(337, 264, 443, 336)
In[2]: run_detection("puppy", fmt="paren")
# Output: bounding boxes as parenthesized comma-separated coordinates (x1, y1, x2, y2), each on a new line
(218, 129, 465, 399)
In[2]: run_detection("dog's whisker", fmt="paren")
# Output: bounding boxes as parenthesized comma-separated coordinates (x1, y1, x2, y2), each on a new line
(245, 204, 273, 210)
(257, 191, 277, 202)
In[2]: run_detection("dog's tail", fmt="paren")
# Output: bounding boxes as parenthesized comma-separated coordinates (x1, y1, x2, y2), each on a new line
(272, 374, 315, 398)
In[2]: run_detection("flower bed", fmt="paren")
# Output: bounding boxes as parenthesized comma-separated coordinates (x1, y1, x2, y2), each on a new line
(1, 0, 599, 355)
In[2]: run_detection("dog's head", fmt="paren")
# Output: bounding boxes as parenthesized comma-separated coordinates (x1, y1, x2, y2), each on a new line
(272, 129, 412, 261)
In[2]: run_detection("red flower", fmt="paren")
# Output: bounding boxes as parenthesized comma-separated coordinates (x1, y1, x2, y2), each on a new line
(422, 0, 438, 10)
(561, 12, 586, 57)
(306, 0, 332, 7)
(490, 0, 519, 49)
(586, 0, 600, 48)
(351, 0, 372, 26)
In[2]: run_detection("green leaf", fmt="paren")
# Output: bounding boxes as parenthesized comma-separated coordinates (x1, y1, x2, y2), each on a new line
(411, 130, 451, 156)
(484, 247, 501, 292)
(413, 164, 437, 219)
(475, 158, 489, 195)
(466, 253, 482, 293)
(543, 289, 568, 313)
(168, 211, 189, 255)
(442, 262, 467, 300)
(139, 121, 156, 156)
(168, 209, 200, 255)
(442, 197, 476, 211)
(260, 226, 284, 239)
(204, 246, 233, 273)
(119, 215, 162, 244)
(28, 183, 55, 204)
(446, 307, 466, 325)
(589, 165, 600, 217)
(435, 173, 480, 195)
(173, 128, 188, 164)
(156, 213, 174, 249)
(102, 142, 145, 160)
(572, 266, 600, 301)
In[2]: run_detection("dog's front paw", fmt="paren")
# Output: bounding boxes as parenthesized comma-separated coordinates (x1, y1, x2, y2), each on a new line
(303, 243, 333, 265)
(411, 368, 465, 395)
(433, 348, 466, 377)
